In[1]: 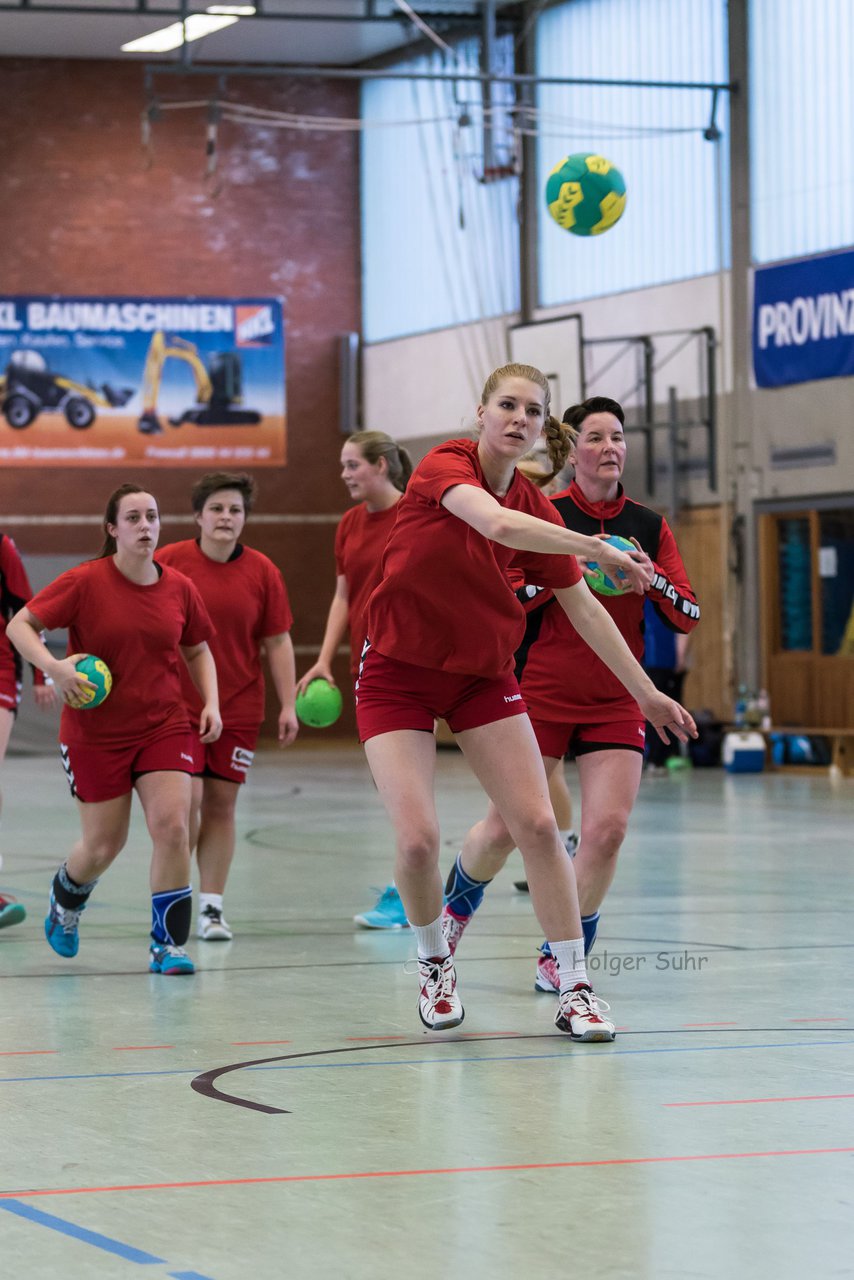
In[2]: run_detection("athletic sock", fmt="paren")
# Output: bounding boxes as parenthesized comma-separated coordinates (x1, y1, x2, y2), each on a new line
(582, 911, 600, 955)
(550, 937, 588, 993)
(444, 853, 491, 918)
(151, 885, 192, 947)
(53, 862, 99, 909)
(413, 914, 450, 962)
(198, 892, 224, 915)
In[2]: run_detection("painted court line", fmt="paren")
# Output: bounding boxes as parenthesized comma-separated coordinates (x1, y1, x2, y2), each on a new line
(0, 1197, 166, 1263)
(112, 1045, 175, 1052)
(665, 1092, 854, 1108)
(3, 1146, 854, 1200)
(0, 1050, 58, 1057)
(0, 1198, 216, 1278)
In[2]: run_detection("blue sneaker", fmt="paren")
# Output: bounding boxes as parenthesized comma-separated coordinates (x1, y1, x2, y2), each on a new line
(44, 890, 83, 957)
(354, 885, 408, 930)
(149, 942, 195, 975)
(0, 894, 26, 930)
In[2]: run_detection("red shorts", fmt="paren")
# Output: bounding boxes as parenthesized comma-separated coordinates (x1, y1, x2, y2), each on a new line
(532, 717, 646, 760)
(0, 669, 21, 714)
(189, 726, 258, 785)
(356, 646, 528, 743)
(60, 731, 197, 804)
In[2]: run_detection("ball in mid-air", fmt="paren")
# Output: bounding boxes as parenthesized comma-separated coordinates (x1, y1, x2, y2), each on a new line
(74, 654, 112, 708)
(545, 153, 627, 236)
(295, 678, 343, 729)
(584, 534, 636, 596)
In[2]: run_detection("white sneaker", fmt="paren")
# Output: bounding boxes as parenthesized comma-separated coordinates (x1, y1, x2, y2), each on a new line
(417, 955, 464, 1031)
(554, 984, 615, 1042)
(197, 904, 233, 941)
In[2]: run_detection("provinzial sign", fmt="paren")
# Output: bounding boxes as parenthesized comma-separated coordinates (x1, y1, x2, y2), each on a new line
(753, 249, 854, 389)
(0, 296, 286, 467)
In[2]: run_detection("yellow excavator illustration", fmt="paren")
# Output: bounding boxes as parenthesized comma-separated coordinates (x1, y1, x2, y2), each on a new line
(0, 349, 133, 429)
(138, 330, 261, 435)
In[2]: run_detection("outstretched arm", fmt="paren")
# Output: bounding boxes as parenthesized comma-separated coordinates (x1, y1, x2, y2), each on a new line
(442, 483, 652, 594)
(553, 582, 697, 743)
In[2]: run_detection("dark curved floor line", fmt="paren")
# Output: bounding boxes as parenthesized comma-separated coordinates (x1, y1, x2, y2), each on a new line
(190, 1027, 854, 1115)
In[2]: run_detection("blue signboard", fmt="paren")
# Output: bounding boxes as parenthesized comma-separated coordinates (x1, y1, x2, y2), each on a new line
(753, 249, 854, 389)
(0, 296, 286, 467)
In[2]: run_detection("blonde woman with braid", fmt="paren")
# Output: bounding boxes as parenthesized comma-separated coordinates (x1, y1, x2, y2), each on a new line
(355, 364, 695, 1036)
(297, 430, 413, 930)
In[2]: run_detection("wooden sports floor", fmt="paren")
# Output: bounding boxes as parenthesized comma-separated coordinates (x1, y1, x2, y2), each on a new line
(1, 742, 852, 1279)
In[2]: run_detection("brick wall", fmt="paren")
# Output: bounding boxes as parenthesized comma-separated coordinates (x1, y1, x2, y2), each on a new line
(0, 59, 361, 735)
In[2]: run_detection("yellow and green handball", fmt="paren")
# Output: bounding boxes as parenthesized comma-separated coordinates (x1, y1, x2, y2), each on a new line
(545, 153, 627, 236)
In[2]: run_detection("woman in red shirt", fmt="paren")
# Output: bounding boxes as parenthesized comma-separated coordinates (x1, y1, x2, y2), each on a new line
(7, 484, 221, 975)
(157, 472, 297, 944)
(356, 365, 695, 1038)
(298, 430, 413, 931)
(442, 396, 700, 990)
(0, 532, 57, 928)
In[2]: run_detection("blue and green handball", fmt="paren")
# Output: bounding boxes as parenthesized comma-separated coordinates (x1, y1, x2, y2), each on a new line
(584, 534, 636, 597)
(545, 152, 627, 236)
(74, 654, 113, 708)
(295, 678, 343, 729)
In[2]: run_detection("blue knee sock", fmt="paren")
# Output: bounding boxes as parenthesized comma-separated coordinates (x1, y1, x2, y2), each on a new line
(543, 913, 599, 959)
(444, 854, 490, 919)
(582, 912, 600, 955)
(151, 886, 192, 947)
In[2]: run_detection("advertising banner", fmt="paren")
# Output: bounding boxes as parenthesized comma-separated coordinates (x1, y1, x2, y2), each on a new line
(753, 249, 854, 388)
(0, 296, 286, 467)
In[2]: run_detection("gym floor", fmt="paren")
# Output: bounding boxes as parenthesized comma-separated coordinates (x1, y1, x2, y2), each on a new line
(1, 743, 852, 1279)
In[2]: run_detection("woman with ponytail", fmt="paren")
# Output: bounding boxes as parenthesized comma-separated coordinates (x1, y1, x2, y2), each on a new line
(355, 364, 694, 1037)
(298, 430, 414, 931)
(443, 396, 700, 993)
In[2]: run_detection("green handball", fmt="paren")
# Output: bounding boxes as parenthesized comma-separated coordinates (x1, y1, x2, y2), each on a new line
(545, 153, 627, 236)
(74, 654, 113, 708)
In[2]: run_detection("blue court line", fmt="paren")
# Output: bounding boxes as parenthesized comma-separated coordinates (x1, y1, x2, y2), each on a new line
(0, 1198, 217, 1279)
(0, 1198, 165, 1263)
(1, 1037, 853, 1086)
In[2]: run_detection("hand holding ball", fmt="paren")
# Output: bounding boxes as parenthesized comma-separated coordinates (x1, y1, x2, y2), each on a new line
(583, 535, 636, 597)
(73, 655, 113, 708)
(295, 678, 343, 729)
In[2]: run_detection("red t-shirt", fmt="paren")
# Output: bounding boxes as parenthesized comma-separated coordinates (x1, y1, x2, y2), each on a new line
(156, 540, 293, 730)
(334, 502, 399, 675)
(366, 438, 581, 679)
(519, 481, 699, 723)
(28, 557, 214, 748)
(1, 533, 46, 689)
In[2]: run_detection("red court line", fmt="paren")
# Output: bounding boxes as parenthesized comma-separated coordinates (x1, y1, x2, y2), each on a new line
(112, 1045, 174, 1052)
(0, 1050, 58, 1057)
(789, 1018, 845, 1023)
(665, 1092, 854, 1108)
(4, 1146, 853, 1200)
(681, 1022, 739, 1027)
(230, 1041, 292, 1047)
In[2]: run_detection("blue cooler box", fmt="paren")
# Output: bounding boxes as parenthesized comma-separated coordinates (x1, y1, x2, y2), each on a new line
(723, 731, 765, 773)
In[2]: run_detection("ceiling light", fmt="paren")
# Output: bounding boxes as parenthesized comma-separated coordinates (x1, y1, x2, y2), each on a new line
(207, 5, 256, 13)
(121, 14, 239, 54)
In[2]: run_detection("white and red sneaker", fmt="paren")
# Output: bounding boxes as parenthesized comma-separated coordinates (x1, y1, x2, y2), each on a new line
(534, 945, 560, 993)
(418, 954, 464, 1031)
(554, 984, 615, 1042)
(441, 905, 470, 957)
